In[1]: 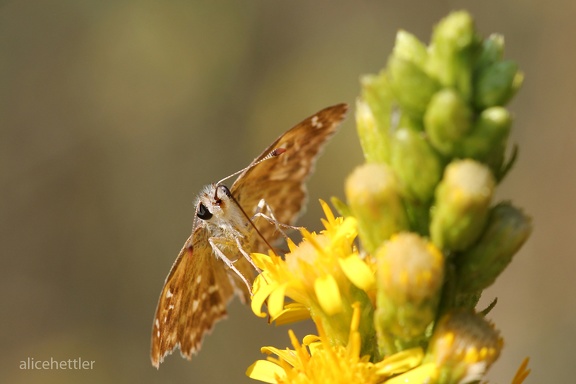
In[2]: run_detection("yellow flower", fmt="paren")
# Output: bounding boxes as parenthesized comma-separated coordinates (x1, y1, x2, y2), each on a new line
(251, 200, 376, 353)
(247, 303, 424, 384)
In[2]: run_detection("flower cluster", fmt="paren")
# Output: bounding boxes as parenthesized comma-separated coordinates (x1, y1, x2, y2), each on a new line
(247, 10, 531, 384)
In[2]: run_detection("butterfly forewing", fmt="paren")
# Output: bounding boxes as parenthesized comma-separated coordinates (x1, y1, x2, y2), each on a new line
(231, 103, 348, 250)
(151, 103, 348, 367)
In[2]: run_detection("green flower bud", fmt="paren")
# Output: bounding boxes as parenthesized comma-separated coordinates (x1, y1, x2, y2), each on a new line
(474, 60, 524, 109)
(391, 127, 443, 203)
(475, 34, 505, 72)
(345, 163, 408, 253)
(456, 107, 512, 173)
(425, 310, 503, 384)
(375, 233, 444, 357)
(427, 11, 478, 100)
(457, 202, 532, 293)
(430, 160, 495, 251)
(388, 54, 440, 119)
(424, 89, 473, 156)
(431, 11, 476, 55)
(356, 99, 390, 164)
(394, 30, 428, 66)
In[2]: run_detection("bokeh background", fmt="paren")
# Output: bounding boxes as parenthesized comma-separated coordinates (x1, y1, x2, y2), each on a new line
(1, 1, 573, 383)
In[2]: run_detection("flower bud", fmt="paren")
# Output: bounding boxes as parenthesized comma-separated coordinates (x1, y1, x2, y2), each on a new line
(394, 30, 428, 66)
(427, 11, 478, 100)
(456, 107, 512, 174)
(388, 54, 440, 119)
(474, 60, 524, 109)
(360, 70, 394, 139)
(390, 127, 443, 203)
(424, 89, 473, 156)
(425, 310, 503, 383)
(345, 163, 408, 253)
(430, 160, 495, 251)
(355, 98, 390, 164)
(375, 233, 444, 357)
(475, 34, 505, 72)
(457, 202, 532, 293)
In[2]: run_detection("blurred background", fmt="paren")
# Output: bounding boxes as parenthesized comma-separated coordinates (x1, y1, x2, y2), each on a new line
(1, 0, 573, 383)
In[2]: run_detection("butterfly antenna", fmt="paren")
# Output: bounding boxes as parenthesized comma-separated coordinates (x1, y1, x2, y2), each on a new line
(216, 148, 286, 185)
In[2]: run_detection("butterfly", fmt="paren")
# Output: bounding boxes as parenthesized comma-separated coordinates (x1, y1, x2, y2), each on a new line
(151, 103, 348, 368)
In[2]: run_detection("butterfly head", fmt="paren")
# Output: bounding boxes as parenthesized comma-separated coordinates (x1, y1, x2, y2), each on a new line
(195, 184, 230, 220)
(194, 184, 250, 237)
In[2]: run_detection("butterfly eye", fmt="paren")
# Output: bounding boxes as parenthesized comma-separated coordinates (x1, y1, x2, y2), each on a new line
(219, 185, 232, 197)
(214, 185, 232, 204)
(196, 203, 213, 220)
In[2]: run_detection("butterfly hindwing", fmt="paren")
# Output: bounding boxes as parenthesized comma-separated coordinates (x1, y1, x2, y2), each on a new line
(151, 229, 235, 367)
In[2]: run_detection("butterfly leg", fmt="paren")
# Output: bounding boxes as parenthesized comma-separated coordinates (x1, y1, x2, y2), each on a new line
(232, 236, 262, 274)
(208, 237, 254, 295)
(252, 198, 301, 240)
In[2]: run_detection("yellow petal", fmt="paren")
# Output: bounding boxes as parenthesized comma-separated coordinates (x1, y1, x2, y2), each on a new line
(302, 334, 321, 345)
(268, 283, 287, 318)
(339, 216, 358, 238)
(260, 347, 299, 367)
(320, 199, 336, 224)
(511, 357, 531, 384)
(251, 252, 272, 270)
(287, 237, 298, 252)
(246, 360, 284, 383)
(375, 347, 424, 375)
(383, 362, 436, 383)
(339, 254, 375, 291)
(306, 340, 323, 356)
(271, 303, 311, 325)
(346, 302, 362, 358)
(314, 274, 343, 315)
(251, 279, 276, 318)
(346, 331, 362, 359)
